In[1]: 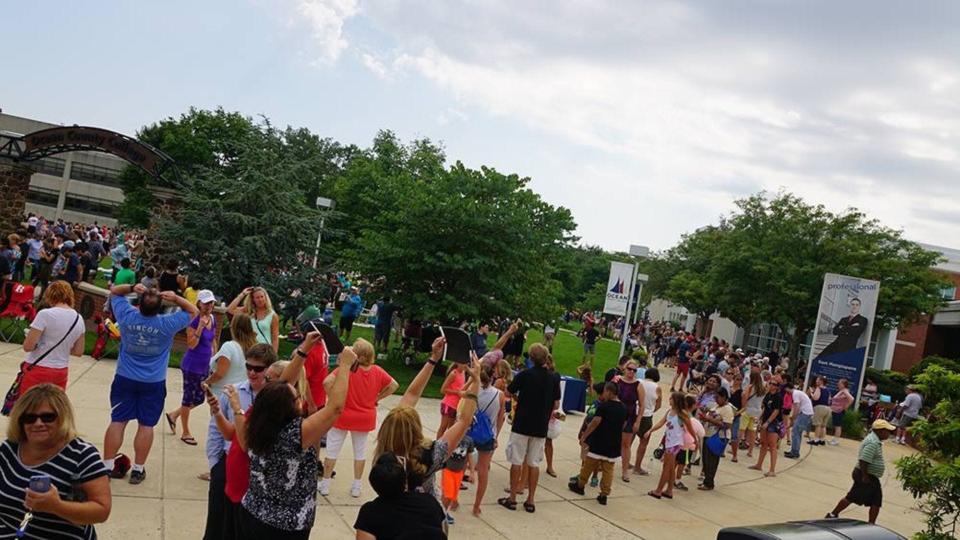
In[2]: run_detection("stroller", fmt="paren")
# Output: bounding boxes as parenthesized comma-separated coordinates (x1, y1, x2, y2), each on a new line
(0, 282, 37, 342)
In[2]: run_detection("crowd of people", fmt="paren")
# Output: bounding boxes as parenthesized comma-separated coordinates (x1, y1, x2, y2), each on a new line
(0, 216, 923, 537)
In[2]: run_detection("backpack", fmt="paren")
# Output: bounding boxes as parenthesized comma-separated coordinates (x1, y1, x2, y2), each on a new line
(467, 393, 498, 445)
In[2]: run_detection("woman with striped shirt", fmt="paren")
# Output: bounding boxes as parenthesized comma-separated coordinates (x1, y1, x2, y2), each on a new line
(0, 384, 111, 539)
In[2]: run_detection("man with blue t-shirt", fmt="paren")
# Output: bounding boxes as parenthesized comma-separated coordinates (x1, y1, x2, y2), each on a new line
(102, 283, 197, 485)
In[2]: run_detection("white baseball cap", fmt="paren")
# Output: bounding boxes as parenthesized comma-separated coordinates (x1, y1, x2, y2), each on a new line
(197, 290, 216, 304)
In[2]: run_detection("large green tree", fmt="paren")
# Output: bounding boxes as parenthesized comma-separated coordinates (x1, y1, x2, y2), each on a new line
(332, 132, 576, 322)
(658, 192, 947, 362)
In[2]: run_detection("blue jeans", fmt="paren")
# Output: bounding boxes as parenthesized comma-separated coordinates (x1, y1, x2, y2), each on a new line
(790, 413, 812, 456)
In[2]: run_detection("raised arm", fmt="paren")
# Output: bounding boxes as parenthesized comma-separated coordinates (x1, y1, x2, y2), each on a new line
(490, 322, 518, 352)
(398, 337, 445, 409)
(439, 353, 481, 455)
(226, 287, 252, 316)
(159, 290, 199, 317)
(110, 282, 145, 297)
(280, 331, 321, 384)
(302, 347, 356, 449)
(224, 385, 248, 451)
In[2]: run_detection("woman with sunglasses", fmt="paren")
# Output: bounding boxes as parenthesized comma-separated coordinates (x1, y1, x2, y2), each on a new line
(237, 344, 356, 539)
(0, 384, 111, 539)
(613, 359, 645, 483)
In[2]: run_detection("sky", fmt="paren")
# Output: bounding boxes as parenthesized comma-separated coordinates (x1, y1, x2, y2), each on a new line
(2, 1, 958, 252)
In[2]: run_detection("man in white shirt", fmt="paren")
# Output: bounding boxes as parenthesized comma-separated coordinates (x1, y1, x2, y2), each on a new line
(784, 380, 815, 459)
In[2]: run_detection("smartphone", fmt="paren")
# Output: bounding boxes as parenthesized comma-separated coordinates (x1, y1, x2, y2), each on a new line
(28, 475, 51, 494)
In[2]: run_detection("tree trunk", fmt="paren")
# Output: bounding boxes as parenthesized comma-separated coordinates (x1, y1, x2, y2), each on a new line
(787, 324, 808, 377)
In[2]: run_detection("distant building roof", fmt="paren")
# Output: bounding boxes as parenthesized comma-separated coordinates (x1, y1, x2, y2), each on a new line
(918, 243, 960, 274)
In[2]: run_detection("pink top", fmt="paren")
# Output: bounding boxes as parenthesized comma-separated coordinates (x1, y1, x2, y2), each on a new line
(441, 369, 466, 409)
(332, 365, 394, 432)
(830, 388, 854, 413)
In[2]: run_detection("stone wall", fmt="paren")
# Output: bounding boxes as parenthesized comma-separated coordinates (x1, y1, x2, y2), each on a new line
(0, 163, 33, 235)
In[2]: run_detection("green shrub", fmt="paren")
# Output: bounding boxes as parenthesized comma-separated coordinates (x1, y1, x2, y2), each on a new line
(841, 409, 864, 440)
(909, 355, 960, 382)
(865, 367, 908, 402)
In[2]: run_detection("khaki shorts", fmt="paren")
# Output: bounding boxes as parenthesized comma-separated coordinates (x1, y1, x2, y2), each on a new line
(813, 405, 832, 427)
(741, 414, 760, 431)
(506, 432, 546, 467)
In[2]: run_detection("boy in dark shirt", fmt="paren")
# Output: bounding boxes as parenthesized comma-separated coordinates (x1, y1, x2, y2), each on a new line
(569, 382, 628, 505)
(355, 453, 447, 539)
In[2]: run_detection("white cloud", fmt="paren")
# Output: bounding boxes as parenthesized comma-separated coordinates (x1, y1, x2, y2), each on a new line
(294, 0, 359, 64)
(287, 0, 960, 248)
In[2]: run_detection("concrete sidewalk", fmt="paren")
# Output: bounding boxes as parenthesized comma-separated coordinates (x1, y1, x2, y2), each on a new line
(0, 343, 926, 539)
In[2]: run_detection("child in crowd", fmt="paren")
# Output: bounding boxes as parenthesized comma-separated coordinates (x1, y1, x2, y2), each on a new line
(644, 392, 695, 500)
(570, 382, 608, 488)
(568, 382, 627, 505)
(677, 394, 704, 489)
(441, 410, 475, 525)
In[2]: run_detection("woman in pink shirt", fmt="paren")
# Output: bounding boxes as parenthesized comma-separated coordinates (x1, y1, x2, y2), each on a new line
(437, 362, 468, 439)
(318, 338, 398, 498)
(828, 378, 855, 445)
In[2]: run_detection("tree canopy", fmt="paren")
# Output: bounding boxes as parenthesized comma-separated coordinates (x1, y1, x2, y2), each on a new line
(658, 193, 947, 360)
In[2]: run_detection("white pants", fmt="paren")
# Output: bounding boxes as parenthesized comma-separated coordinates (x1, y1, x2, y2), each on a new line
(325, 428, 369, 461)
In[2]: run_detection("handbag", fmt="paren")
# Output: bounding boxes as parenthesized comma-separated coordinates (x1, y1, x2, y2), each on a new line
(2, 313, 81, 415)
(706, 426, 730, 456)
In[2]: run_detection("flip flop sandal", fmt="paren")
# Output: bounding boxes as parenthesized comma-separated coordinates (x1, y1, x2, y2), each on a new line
(523, 502, 536, 513)
(497, 498, 517, 511)
(622, 476, 631, 483)
(181, 437, 198, 446)
(546, 470, 557, 478)
(647, 491, 662, 499)
(165, 413, 176, 434)
(662, 493, 674, 499)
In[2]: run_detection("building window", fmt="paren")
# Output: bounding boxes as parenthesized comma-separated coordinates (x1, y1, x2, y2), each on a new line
(69, 161, 123, 188)
(63, 193, 119, 218)
(941, 286, 957, 301)
(25, 186, 60, 208)
(30, 156, 66, 176)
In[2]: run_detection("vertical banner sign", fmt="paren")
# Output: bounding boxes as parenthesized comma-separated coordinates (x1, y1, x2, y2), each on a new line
(804, 273, 880, 403)
(603, 261, 635, 316)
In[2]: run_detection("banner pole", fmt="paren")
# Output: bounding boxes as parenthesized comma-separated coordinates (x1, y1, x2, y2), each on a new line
(619, 262, 638, 358)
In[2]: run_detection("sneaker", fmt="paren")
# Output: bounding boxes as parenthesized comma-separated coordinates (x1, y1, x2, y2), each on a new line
(350, 480, 362, 498)
(817, 440, 826, 446)
(318, 478, 331, 496)
(807, 439, 819, 445)
(129, 469, 146, 485)
(110, 454, 131, 479)
(589, 476, 599, 488)
(445, 513, 455, 525)
(825, 512, 838, 519)
(828, 440, 839, 446)
(674, 481, 689, 491)
(568, 481, 586, 495)
(783, 452, 799, 459)
(597, 495, 607, 505)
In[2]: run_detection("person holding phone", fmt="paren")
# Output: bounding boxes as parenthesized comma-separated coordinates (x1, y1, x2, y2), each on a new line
(318, 339, 398, 499)
(0, 384, 111, 539)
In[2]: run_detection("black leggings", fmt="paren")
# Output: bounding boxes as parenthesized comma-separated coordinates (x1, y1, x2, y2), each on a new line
(202, 456, 226, 540)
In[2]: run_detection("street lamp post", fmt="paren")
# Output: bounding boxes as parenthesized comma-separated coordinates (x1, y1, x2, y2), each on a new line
(312, 196, 335, 269)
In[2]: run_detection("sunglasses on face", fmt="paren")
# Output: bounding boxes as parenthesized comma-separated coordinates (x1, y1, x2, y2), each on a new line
(625, 367, 637, 372)
(245, 363, 267, 373)
(21, 412, 58, 425)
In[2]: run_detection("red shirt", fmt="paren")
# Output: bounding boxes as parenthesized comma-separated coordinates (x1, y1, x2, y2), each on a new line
(304, 342, 329, 409)
(224, 407, 252, 503)
(332, 365, 393, 432)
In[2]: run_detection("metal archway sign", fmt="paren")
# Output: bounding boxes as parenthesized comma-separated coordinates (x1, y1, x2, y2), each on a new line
(0, 125, 180, 183)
